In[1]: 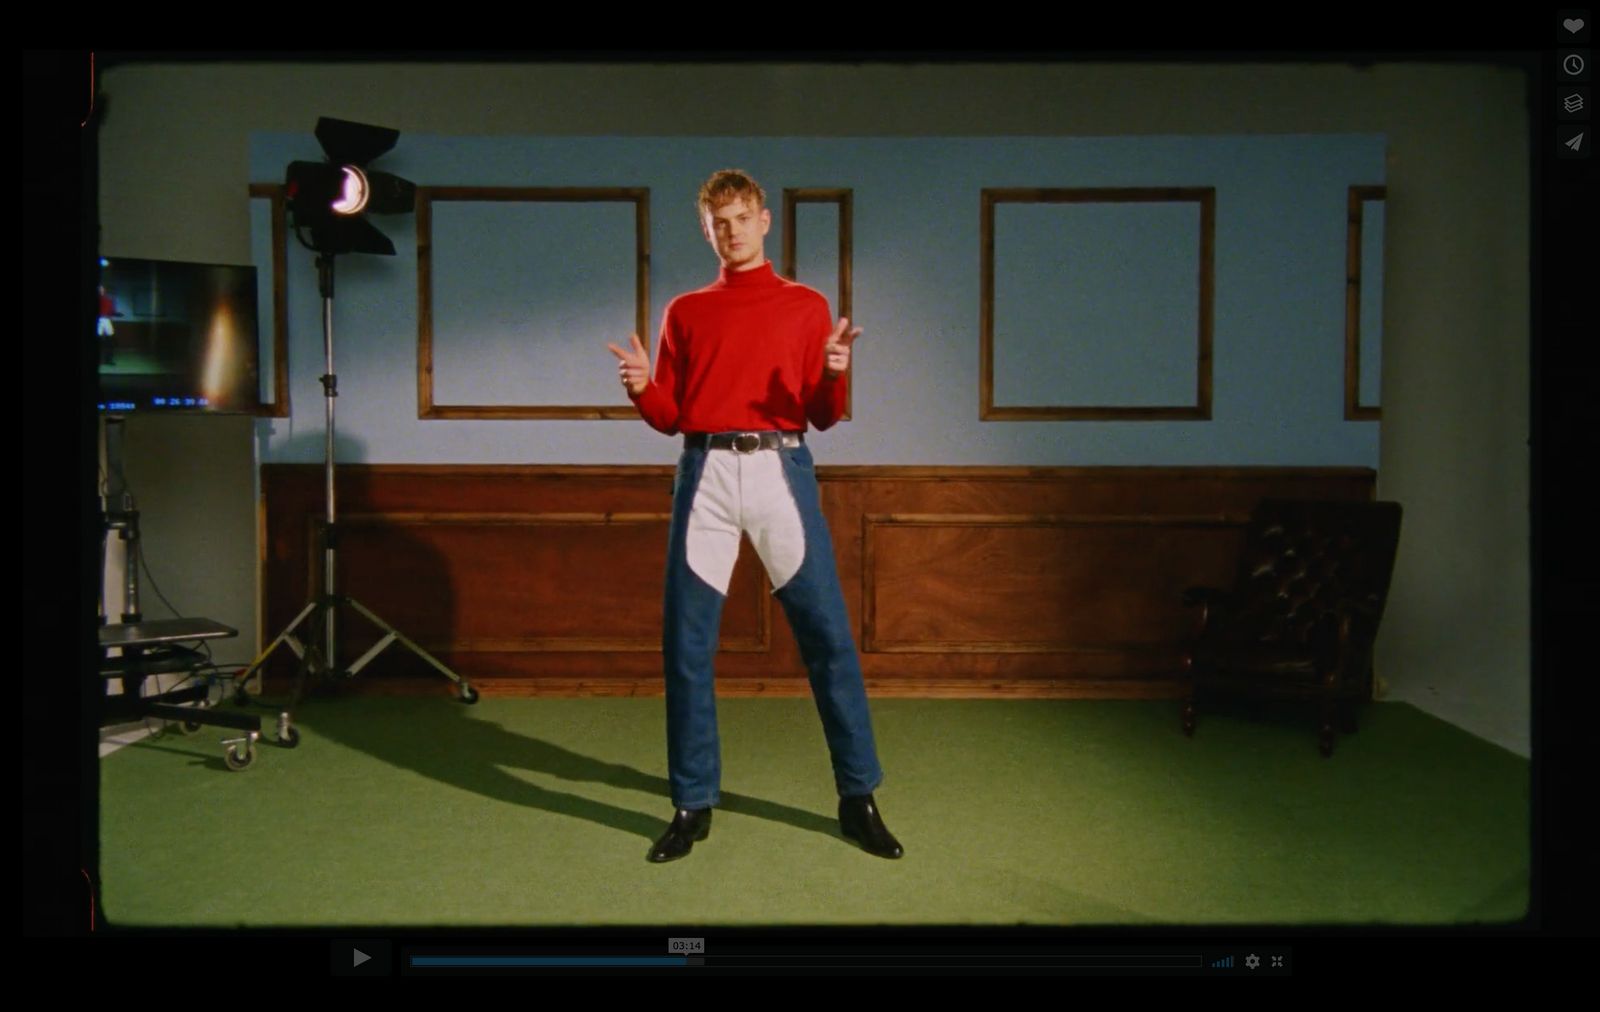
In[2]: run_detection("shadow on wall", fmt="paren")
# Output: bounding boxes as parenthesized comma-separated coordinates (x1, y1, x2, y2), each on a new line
(259, 428, 461, 695)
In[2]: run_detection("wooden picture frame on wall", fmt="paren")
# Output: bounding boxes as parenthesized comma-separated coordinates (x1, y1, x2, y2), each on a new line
(781, 187, 854, 421)
(980, 187, 1215, 421)
(1345, 184, 1386, 421)
(247, 182, 291, 418)
(416, 186, 651, 420)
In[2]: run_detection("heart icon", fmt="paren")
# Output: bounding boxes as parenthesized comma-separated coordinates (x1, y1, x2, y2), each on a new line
(1564, 18, 1584, 32)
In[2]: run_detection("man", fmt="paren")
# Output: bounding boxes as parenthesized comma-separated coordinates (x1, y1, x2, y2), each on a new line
(607, 169, 903, 863)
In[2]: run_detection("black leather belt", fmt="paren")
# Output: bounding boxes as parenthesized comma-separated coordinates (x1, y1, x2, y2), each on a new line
(686, 431, 804, 453)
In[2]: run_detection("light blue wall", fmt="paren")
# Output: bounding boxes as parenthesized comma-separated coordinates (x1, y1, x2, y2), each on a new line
(793, 201, 842, 314)
(432, 201, 639, 408)
(250, 134, 1384, 466)
(993, 199, 1202, 408)
(1360, 200, 1386, 407)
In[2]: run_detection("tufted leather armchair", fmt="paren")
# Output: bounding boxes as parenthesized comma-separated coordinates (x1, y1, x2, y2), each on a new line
(1181, 499, 1403, 756)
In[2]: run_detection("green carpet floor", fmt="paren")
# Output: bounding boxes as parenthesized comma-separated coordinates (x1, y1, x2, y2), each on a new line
(96, 698, 1529, 928)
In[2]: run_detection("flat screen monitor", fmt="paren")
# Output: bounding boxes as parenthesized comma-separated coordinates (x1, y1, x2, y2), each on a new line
(96, 256, 262, 415)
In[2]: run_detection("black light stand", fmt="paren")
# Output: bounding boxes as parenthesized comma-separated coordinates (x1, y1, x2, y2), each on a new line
(235, 119, 477, 747)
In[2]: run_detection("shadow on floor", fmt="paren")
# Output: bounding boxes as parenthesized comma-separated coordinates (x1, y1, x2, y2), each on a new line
(282, 695, 841, 845)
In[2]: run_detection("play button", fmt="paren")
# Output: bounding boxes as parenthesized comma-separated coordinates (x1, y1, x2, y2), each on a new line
(333, 939, 391, 976)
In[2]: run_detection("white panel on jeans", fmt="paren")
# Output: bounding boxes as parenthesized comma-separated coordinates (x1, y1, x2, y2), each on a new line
(686, 452, 742, 596)
(685, 449, 807, 596)
(741, 450, 806, 592)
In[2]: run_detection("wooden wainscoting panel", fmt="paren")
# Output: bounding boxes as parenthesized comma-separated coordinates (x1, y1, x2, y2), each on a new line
(863, 513, 1241, 653)
(329, 512, 768, 655)
(260, 464, 1374, 695)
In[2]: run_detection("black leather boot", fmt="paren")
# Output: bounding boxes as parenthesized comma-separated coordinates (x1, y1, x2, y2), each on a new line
(839, 794, 903, 859)
(648, 807, 712, 863)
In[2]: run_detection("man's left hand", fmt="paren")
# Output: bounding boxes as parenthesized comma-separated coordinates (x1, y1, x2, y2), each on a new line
(824, 317, 862, 379)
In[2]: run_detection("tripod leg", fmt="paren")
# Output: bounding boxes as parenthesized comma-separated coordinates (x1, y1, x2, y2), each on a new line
(233, 601, 318, 700)
(345, 598, 478, 703)
(272, 603, 332, 748)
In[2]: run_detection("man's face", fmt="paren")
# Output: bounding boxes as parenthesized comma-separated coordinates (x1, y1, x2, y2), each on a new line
(701, 196, 771, 271)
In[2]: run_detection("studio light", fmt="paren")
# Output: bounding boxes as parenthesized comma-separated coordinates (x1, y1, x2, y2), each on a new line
(243, 116, 476, 746)
(285, 117, 416, 256)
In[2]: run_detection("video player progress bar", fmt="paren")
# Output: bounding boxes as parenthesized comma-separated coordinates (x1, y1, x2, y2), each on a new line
(410, 954, 1207, 969)
(413, 957, 689, 967)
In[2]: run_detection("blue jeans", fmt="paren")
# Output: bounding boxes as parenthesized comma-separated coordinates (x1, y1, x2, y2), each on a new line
(662, 439, 885, 809)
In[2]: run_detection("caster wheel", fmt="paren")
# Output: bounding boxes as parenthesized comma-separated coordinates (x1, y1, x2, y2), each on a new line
(277, 726, 301, 748)
(224, 743, 257, 771)
(459, 685, 479, 705)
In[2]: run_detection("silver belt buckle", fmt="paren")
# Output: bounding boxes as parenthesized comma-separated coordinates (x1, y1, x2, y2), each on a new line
(733, 432, 762, 454)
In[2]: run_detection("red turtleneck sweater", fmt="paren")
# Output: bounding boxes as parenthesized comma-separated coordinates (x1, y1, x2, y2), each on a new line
(631, 261, 847, 435)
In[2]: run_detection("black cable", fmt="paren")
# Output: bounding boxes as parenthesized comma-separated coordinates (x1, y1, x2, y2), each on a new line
(191, 660, 251, 703)
(123, 651, 249, 740)
(95, 450, 253, 741)
(124, 529, 230, 669)
(132, 664, 193, 739)
(133, 539, 186, 625)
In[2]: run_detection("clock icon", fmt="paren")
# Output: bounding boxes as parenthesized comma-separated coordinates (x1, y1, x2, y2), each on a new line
(1564, 53, 1586, 76)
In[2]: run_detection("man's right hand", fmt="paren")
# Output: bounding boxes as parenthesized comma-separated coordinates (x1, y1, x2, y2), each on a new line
(607, 334, 649, 397)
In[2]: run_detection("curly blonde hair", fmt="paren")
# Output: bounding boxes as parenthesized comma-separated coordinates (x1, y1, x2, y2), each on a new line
(697, 169, 766, 214)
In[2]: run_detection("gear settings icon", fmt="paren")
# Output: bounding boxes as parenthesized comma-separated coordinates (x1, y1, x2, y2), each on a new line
(1245, 954, 1261, 969)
